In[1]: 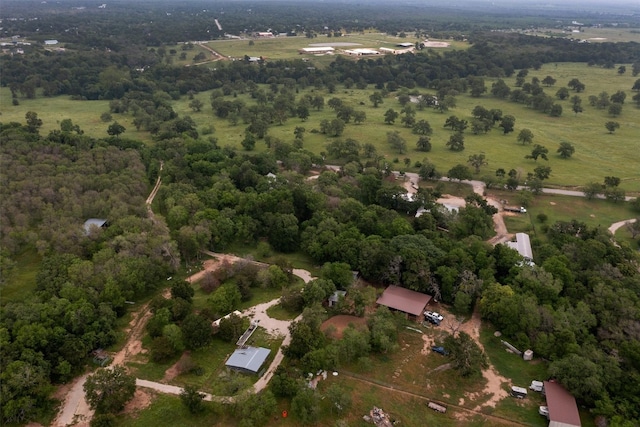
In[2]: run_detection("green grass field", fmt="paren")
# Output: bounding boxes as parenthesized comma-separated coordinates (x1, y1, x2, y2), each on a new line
(3, 60, 639, 192)
(491, 191, 638, 238)
(180, 62, 640, 193)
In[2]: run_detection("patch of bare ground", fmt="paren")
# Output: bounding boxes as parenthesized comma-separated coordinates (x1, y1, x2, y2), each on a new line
(163, 351, 190, 382)
(320, 315, 367, 339)
(420, 333, 435, 355)
(433, 306, 510, 410)
(123, 389, 155, 418)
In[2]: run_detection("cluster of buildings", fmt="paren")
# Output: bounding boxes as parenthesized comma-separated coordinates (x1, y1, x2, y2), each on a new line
(298, 42, 416, 57)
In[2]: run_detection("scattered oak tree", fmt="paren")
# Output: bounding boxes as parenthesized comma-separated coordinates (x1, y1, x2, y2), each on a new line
(84, 366, 136, 414)
(517, 128, 534, 145)
(605, 121, 620, 134)
(557, 142, 575, 159)
(443, 331, 488, 377)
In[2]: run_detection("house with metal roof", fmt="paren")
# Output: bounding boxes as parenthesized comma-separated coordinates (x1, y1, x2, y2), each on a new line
(376, 285, 432, 320)
(225, 346, 271, 374)
(543, 381, 581, 427)
(506, 232, 534, 263)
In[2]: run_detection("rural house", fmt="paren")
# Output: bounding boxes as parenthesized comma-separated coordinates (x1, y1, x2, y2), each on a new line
(225, 346, 271, 374)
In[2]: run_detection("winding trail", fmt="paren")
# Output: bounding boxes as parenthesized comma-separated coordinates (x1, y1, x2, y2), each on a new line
(609, 218, 637, 235)
(135, 255, 314, 403)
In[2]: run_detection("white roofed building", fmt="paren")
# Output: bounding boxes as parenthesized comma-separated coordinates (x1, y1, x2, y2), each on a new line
(299, 46, 335, 54)
(343, 48, 380, 56)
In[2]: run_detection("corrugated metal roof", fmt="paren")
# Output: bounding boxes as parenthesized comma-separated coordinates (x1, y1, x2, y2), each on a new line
(506, 232, 533, 260)
(225, 347, 271, 373)
(544, 381, 581, 427)
(376, 285, 432, 316)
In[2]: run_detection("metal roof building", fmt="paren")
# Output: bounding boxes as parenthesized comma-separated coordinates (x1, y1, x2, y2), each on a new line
(543, 381, 581, 427)
(376, 285, 432, 318)
(225, 347, 271, 374)
(299, 46, 335, 54)
(506, 232, 533, 261)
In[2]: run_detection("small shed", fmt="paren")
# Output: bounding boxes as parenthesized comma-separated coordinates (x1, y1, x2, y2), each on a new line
(543, 381, 581, 427)
(328, 290, 347, 307)
(376, 285, 432, 320)
(225, 346, 271, 374)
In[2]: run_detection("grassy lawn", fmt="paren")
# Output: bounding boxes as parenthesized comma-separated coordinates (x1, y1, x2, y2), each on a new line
(492, 191, 637, 238)
(113, 393, 234, 427)
(191, 281, 283, 314)
(0, 248, 41, 304)
(266, 303, 301, 321)
(131, 324, 282, 395)
(480, 327, 548, 389)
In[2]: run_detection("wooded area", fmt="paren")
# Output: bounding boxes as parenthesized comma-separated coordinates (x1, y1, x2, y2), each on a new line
(1, 1, 640, 425)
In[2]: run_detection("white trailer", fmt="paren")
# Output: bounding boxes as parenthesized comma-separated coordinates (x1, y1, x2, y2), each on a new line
(510, 386, 528, 399)
(427, 402, 447, 413)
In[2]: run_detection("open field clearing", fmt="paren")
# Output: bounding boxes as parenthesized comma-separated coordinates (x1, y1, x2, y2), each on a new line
(1, 60, 639, 193)
(203, 32, 465, 62)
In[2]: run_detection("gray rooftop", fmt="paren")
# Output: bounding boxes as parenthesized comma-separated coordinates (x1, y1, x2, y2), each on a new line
(225, 346, 271, 374)
(506, 232, 533, 260)
(83, 218, 108, 234)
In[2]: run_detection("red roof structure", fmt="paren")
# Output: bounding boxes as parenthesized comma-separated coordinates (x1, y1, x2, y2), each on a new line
(376, 286, 432, 317)
(544, 381, 581, 427)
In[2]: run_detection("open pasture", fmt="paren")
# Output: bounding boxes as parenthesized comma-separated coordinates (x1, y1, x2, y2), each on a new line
(2, 57, 639, 193)
(203, 32, 463, 63)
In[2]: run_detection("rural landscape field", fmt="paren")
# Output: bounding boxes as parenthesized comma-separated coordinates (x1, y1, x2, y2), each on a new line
(1, 1, 640, 426)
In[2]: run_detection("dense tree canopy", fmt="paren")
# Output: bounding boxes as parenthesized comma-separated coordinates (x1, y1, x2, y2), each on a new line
(2, 3, 640, 425)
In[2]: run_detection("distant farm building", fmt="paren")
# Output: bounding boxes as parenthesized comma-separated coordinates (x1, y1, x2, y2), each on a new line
(225, 346, 271, 374)
(543, 381, 582, 427)
(44, 40, 59, 45)
(397, 42, 415, 47)
(379, 46, 415, 55)
(506, 232, 534, 265)
(344, 48, 380, 56)
(376, 285, 432, 320)
(254, 32, 274, 38)
(83, 218, 108, 235)
(299, 46, 335, 54)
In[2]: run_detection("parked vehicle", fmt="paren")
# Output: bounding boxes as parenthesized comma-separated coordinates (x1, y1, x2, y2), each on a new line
(503, 205, 527, 213)
(510, 386, 528, 399)
(431, 346, 449, 356)
(539, 406, 549, 419)
(428, 402, 447, 413)
(529, 380, 544, 392)
(424, 311, 444, 325)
